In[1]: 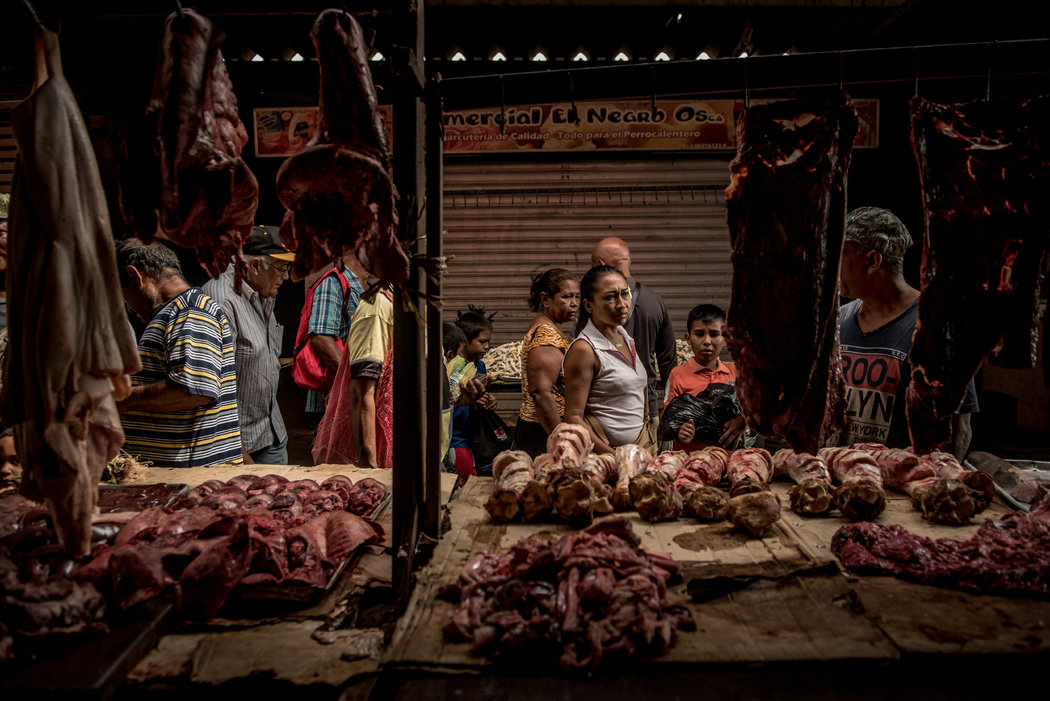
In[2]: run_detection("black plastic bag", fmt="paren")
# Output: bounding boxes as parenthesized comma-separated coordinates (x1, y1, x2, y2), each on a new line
(659, 383, 742, 444)
(468, 405, 513, 470)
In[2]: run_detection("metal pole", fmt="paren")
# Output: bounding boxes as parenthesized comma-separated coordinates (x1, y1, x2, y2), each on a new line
(423, 73, 444, 540)
(391, 0, 426, 612)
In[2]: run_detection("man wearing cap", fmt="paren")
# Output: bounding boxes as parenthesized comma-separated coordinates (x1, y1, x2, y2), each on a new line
(115, 239, 242, 468)
(203, 226, 293, 464)
(836, 206, 977, 459)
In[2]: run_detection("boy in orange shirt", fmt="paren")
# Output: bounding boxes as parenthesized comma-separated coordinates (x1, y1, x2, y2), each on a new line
(661, 304, 747, 451)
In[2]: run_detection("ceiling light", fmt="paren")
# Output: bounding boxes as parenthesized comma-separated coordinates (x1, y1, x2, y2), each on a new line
(655, 51, 671, 61)
(696, 51, 711, 60)
(451, 51, 466, 61)
(491, 51, 507, 61)
(573, 51, 588, 62)
(614, 51, 630, 62)
(738, 51, 749, 58)
(371, 51, 384, 61)
(291, 53, 304, 62)
(250, 52, 264, 62)
(532, 51, 547, 62)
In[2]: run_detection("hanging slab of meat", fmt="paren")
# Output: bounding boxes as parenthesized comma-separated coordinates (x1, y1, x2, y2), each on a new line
(772, 449, 834, 516)
(724, 94, 859, 454)
(441, 518, 693, 671)
(1, 29, 141, 559)
(831, 499, 1050, 597)
(907, 95, 1050, 453)
(119, 8, 258, 280)
(875, 448, 975, 524)
(276, 9, 409, 284)
(818, 447, 887, 522)
(485, 450, 534, 522)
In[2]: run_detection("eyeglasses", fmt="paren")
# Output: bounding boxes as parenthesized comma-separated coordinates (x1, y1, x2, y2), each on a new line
(264, 258, 291, 275)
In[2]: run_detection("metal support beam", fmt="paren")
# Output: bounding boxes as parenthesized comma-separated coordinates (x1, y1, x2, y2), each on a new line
(391, 0, 426, 613)
(423, 73, 445, 540)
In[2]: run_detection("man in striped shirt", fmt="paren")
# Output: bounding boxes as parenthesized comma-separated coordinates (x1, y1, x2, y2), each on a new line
(115, 240, 242, 468)
(203, 226, 292, 464)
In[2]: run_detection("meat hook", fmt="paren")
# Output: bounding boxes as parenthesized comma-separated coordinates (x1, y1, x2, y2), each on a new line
(21, 0, 45, 30)
(499, 75, 507, 135)
(569, 73, 581, 126)
(649, 65, 658, 121)
(985, 41, 996, 100)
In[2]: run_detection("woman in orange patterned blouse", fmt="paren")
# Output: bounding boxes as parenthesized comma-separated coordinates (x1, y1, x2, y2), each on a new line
(514, 268, 580, 457)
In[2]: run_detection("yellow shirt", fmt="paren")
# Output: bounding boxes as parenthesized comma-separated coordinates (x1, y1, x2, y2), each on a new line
(518, 323, 569, 423)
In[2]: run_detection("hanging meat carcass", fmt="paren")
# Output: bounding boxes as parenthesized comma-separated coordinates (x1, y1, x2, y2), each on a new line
(907, 94, 1050, 453)
(2, 29, 142, 558)
(119, 8, 258, 279)
(276, 9, 410, 284)
(725, 93, 859, 454)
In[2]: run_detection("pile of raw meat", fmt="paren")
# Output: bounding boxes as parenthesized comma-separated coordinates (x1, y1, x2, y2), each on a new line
(440, 518, 694, 671)
(832, 493, 1050, 597)
(0, 493, 111, 663)
(78, 474, 387, 620)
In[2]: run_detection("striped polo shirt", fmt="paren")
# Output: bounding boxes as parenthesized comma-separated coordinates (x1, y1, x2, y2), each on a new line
(122, 287, 242, 468)
(203, 266, 287, 453)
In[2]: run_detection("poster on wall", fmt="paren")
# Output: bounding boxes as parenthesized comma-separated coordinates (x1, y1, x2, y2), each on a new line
(253, 105, 394, 157)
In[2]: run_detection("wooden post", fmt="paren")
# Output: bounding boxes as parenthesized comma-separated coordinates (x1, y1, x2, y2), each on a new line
(391, 0, 426, 612)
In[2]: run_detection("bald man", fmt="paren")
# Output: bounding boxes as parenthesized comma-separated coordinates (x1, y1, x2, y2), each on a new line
(576, 237, 677, 439)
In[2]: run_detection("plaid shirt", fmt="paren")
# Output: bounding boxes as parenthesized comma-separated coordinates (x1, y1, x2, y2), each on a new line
(305, 269, 363, 413)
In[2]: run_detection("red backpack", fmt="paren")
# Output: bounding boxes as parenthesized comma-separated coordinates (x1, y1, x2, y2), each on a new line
(292, 269, 351, 393)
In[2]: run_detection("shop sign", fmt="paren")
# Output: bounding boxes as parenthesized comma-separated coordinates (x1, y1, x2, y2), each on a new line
(252, 99, 877, 157)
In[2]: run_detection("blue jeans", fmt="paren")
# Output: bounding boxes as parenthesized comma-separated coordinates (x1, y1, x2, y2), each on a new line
(250, 435, 289, 465)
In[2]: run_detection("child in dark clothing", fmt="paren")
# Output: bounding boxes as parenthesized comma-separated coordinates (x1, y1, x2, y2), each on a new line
(450, 307, 498, 479)
(660, 304, 747, 451)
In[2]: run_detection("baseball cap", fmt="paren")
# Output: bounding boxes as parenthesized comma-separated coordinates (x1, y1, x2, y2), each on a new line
(243, 225, 295, 262)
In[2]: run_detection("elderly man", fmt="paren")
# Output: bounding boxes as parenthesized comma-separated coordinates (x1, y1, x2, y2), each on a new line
(576, 236, 677, 442)
(116, 239, 242, 467)
(837, 207, 977, 459)
(203, 226, 292, 464)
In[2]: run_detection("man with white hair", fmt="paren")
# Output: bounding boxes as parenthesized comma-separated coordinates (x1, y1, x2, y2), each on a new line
(837, 206, 977, 459)
(203, 226, 294, 464)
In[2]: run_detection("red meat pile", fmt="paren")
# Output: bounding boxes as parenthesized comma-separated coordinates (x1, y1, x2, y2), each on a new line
(831, 496, 1050, 597)
(441, 518, 693, 671)
(75, 474, 386, 620)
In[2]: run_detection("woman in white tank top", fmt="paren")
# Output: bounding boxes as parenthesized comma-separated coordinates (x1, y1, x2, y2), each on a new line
(563, 265, 650, 453)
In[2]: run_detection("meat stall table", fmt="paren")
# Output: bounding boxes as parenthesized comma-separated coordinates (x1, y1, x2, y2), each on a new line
(380, 476, 1050, 700)
(103, 465, 458, 700)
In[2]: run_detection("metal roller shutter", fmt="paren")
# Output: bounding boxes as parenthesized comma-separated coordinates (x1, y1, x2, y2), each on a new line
(441, 156, 734, 353)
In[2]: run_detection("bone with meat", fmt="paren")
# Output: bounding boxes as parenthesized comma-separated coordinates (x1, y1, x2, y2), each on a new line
(673, 448, 730, 521)
(276, 9, 408, 284)
(817, 447, 887, 522)
(119, 8, 258, 281)
(520, 452, 557, 521)
(874, 448, 976, 525)
(611, 443, 651, 509)
(773, 449, 834, 516)
(628, 451, 686, 522)
(547, 422, 594, 470)
(907, 95, 1050, 453)
(1, 29, 141, 558)
(725, 94, 858, 453)
(725, 448, 780, 536)
(485, 450, 534, 522)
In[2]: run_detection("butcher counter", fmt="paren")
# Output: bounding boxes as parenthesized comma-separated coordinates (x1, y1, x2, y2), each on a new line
(4, 465, 1047, 700)
(379, 476, 1049, 701)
